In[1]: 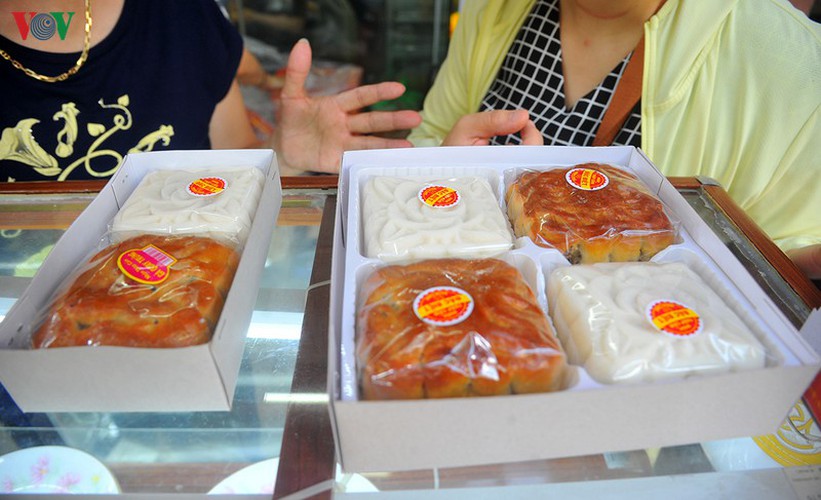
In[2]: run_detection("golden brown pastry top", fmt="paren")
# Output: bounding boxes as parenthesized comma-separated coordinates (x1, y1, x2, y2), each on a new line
(356, 258, 567, 399)
(32, 235, 240, 349)
(507, 163, 674, 250)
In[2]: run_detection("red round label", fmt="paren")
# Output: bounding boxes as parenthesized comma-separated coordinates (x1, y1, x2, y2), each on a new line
(646, 300, 703, 337)
(413, 286, 474, 326)
(187, 177, 227, 196)
(418, 185, 460, 208)
(565, 168, 609, 191)
(117, 245, 177, 285)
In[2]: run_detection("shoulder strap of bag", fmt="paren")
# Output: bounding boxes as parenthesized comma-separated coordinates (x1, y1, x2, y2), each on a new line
(592, 35, 645, 147)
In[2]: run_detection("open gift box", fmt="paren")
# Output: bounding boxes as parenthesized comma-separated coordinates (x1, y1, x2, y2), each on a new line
(327, 145, 821, 473)
(0, 149, 281, 413)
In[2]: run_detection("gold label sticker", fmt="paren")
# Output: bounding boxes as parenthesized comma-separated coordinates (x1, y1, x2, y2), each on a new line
(565, 168, 609, 191)
(646, 300, 702, 337)
(117, 244, 177, 285)
(413, 286, 474, 326)
(418, 185, 460, 208)
(187, 176, 227, 196)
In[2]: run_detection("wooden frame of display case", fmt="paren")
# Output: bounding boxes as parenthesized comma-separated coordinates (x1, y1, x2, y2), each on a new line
(0, 177, 342, 231)
(0, 176, 341, 194)
(667, 177, 821, 309)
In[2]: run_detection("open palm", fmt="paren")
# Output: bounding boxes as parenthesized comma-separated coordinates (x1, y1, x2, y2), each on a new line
(272, 39, 421, 175)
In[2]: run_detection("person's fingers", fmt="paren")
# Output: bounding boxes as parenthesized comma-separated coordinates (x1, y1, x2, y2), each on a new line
(348, 110, 422, 134)
(443, 110, 531, 146)
(347, 136, 415, 151)
(786, 244, 821, 280)
(520, 120, 544, 145)
(281, 39, 312, 99)
(475, 109, 531, 136)
(335, 82, 408, 112)
(309, 159, 342, 175)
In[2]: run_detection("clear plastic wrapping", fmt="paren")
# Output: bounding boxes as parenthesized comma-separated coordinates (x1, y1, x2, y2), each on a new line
(110, 167, 265, 245)
(340, 156, 793, 406)
(361, 176, 513, 262)
(356, 258, 569, 400)
(505, 163, 677, 263)
(546, 261, 769, 384)
(32, 234, 240, 349)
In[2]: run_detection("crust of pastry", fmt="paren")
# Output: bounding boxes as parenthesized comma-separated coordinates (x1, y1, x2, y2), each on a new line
(506, 164, 675, 263)
(32, 235, 240, 349)
(356, 258, 568, 400)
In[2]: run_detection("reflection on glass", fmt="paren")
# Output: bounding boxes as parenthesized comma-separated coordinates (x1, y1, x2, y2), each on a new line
(0, 191, 326, 494)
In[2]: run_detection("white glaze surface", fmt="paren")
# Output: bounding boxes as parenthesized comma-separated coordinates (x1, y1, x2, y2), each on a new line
(361, 176, 513, 262)
(111, 167, 264, 244)
(547, 261, 767, 384)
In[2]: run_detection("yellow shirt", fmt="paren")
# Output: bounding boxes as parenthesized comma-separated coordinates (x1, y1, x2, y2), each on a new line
(409, 0, 821, 250)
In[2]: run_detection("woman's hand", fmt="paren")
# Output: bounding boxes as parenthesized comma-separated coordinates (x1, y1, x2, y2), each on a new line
(442, 109, 543, 146)
(272, 39, 421, 175)
(786, 243, 821, 280)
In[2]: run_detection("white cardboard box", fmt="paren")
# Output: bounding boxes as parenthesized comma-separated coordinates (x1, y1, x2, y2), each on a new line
(328, 145, 821, 472)
(0, 149, 281, 413)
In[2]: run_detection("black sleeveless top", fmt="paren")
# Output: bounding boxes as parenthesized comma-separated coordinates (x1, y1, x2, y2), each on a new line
(0, 0, 242, 181)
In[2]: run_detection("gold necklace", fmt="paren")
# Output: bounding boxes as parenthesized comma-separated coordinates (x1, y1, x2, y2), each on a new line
(0, 0, 93, 83)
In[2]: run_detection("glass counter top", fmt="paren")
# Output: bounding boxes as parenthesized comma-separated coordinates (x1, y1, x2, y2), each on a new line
(0, 179, 818, 498)
(0, 187, 328, 495)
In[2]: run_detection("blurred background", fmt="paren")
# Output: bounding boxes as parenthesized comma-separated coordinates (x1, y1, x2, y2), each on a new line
(216, 0, 460, 142)
(218, 0, 818, 143)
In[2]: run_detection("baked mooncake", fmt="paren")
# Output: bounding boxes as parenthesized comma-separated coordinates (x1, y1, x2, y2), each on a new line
(547, 262, 767, 384)
(506, 164, 675, 263)
(356, 258, 568, 399)
(32, 235, 240, 349)
(361, 176, 513, 262)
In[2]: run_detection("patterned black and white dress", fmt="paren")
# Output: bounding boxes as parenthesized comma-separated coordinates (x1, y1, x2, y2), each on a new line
(480, 0, 642, 147)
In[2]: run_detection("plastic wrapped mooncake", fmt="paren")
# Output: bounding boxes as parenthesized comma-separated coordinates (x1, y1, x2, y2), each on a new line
(506, 164, 676, 263)
(361, 176, 513, 262)
(547, 261, 767, 384)
(110, 167, 264, 244)
(357, 258, 569, 399)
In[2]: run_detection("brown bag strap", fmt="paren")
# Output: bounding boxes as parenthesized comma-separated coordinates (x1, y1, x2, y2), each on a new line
(592, 35, 645, 147)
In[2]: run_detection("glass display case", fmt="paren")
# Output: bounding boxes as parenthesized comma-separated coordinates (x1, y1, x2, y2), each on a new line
(0, 176, 818, 498)
(0, 179, 330, 495)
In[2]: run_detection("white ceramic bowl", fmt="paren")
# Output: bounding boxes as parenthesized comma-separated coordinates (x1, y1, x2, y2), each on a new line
(0, 445, 120, 494)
